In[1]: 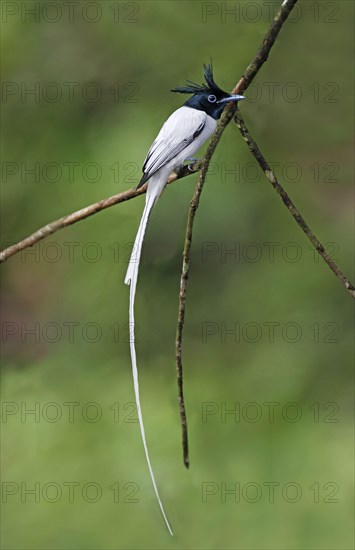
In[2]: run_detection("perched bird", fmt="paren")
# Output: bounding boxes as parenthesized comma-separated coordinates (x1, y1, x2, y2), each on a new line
(124, 64, 244, 535)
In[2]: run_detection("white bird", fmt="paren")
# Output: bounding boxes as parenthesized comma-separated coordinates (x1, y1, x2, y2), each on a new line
(124, 64, 244, 535)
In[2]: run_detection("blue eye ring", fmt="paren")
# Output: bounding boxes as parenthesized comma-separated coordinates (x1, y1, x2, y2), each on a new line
(208, 94, 217, 103)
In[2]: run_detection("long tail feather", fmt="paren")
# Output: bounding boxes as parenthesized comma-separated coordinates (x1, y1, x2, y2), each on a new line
(125, 182, 173, 536)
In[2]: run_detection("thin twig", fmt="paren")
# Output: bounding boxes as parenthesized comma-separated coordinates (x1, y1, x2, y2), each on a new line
(234, 109, 355, 298)
(176, 117, 234, 469)
(175, 0, 300, 468)
(0, 163, 200, 263)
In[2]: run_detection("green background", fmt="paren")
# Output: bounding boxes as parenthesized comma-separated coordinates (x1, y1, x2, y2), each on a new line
(1, 1, 354, 548)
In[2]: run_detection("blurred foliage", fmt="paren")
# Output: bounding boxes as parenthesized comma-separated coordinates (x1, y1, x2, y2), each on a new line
(1, 1, 354, 549)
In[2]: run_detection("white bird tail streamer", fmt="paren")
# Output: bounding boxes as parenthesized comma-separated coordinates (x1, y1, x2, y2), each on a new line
(124, 176, 173, 536)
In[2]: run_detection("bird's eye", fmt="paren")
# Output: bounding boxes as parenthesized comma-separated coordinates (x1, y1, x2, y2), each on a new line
(208, 94, 217, 103)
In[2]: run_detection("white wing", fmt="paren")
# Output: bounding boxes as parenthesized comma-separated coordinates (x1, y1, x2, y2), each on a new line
(138, 107, 207, 187)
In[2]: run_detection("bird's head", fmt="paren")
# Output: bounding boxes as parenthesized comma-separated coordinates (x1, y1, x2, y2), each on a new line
(171, 64, 245, 120)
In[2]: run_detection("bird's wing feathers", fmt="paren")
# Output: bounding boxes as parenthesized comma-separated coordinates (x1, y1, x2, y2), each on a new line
(138, 107, 207, 187)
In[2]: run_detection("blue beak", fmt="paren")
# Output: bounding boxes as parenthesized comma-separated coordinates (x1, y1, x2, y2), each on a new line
(217, 94, 245, 104)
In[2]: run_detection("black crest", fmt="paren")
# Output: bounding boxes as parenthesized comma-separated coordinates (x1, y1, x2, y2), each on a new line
(171, 64, 225, 96)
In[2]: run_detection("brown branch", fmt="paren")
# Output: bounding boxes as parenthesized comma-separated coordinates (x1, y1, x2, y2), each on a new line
(175, 0, 300, 468)
(234, 109, 355, 298)
(0, 163, 200, 263)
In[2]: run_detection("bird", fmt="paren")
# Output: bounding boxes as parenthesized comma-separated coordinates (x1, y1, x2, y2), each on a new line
(124, 64, 245, 535)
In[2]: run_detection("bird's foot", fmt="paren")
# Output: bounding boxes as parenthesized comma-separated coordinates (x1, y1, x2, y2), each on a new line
(184, 157, 199, 172)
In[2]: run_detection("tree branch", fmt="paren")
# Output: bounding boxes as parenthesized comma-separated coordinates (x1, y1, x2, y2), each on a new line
(175, 0, 300, 468)
(0, 0, 298, 266)
(234, 109, 355, 298)
(0, 163, 200, 263)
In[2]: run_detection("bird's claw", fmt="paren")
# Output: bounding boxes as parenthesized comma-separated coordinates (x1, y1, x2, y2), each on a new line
(184, 157, 199, 172)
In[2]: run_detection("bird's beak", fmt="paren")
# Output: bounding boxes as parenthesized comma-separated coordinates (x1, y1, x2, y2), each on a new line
(217, 94, 245, 104)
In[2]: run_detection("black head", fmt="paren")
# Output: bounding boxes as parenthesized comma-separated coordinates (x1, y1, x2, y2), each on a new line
(171, 64, 244, 120)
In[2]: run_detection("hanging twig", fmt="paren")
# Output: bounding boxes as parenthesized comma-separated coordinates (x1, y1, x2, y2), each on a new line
(234, 109, 355, 298)
(175, 0, 300, 468)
